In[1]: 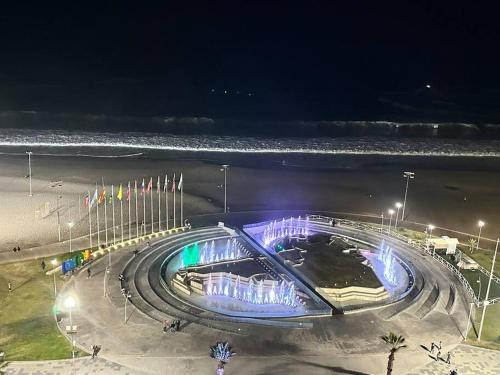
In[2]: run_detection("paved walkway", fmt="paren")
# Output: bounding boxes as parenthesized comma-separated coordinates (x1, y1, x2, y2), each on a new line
(2, 344, 499, 375)
(1, 357, 148, 375)
(407, 344, 500, 375)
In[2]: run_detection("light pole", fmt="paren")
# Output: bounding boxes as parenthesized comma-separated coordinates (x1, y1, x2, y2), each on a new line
(51, 259, 58, 296)
(401, 171, 415, 221)
(477, 277, 482, 301)
(477, 220, 485, 251)
(394, 202, 402, 229)
(26, 151, 33, 196)
(64, 295, 77, 363)
(220, 165, 229, 213)
(68, 222, 74, 252)
(103, 266, 110, 297)
(478, 238, 498, 341)
(428, 224, 435, 255)
(123, 290, 131, 323)
(387, 209, 395, 234)
(380, 212, 384, 233)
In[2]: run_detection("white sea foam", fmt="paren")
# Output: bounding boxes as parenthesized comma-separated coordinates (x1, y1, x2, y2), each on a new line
(1, 128, 500, 157)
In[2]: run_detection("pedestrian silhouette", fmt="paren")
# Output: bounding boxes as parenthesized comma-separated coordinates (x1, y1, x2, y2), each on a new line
(87, 268, 91, 278)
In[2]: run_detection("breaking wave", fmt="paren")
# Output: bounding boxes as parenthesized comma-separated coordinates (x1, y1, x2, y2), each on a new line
(1, 128, 500, 157)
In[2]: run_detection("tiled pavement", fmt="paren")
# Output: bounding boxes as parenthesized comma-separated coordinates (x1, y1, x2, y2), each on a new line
(1, 357, 147, 375)
(406, 344, 500, 375)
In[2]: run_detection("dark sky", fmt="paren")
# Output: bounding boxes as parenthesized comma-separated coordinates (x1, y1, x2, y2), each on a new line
(1, 1, 500, 122)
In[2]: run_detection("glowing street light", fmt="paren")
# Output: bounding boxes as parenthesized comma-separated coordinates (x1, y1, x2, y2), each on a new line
(51, 259, 58, 296)
(401, 171, 415, 221)
(428, 224, 435, 239)
(388, 209, 395, 234)
(380, 212, 384, 233)
(64, 295, 77, 369)
(477, 220, 485, 251)
(394, 202, 403, 229)
(220, 165, 229, 213)
(26, 151, 33, 196)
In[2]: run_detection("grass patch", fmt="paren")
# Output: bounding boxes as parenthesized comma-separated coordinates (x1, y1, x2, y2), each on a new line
(0, 251, 87, 361)
(466, 302, 500, 351)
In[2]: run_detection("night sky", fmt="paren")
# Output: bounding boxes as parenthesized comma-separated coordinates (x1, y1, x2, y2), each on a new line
(1, 1, 500, 122)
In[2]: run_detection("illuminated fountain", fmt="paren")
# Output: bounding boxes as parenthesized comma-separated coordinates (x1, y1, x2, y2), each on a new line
(205, 272, 299, 307)
(262, 216, 310, 247)
(379, 242, 397, 285)
(179, 238, 245, 269)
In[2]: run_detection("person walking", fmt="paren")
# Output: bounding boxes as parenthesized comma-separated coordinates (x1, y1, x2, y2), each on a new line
(17, 246, 20, 252)
(41, 260, 46, 271)
(430, 342, 436, 353)
(8, 282, 12, 294)
(436, 349, 441, 361)
(87, 268, 92, 278)
(445, 351, 452, 364)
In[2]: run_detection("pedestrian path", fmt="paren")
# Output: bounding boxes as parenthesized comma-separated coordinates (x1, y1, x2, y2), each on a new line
(406, 344, 500, 375)
(1, 357, 148, 375)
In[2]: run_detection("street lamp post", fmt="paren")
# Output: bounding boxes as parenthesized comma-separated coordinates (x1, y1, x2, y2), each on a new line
(68, 222, 74, 252)
(477, 220, 485, 251)
(401, 171, 415, 221)
(123, 290, 131, 323)
(394, 202, 402, 229)
(103, 266, 110, 297)
(51, 259, 58, 296)
(387, 209, 395, 234)
(380, 213, 384, 233)
(478, 238, 498, 341)
(220, 165, 229, 213)
(428, 224, 435, 255)
(477, 277, 482, 301)
(26, 151, 33, 196)
(64, 296, 77, 364)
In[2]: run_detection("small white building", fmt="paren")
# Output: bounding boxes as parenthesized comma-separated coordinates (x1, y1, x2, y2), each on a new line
(427, 236, 459, 254)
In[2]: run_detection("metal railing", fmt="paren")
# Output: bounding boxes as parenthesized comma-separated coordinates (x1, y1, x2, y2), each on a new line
(306, 215, 486, 306)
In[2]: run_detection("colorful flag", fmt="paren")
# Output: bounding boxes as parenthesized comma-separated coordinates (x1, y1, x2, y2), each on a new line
(109, 185, 114, 203)
(141, 178, 145, 196)
(89, 188, 98, 208)
(98, 188, 106, 204)
(171, 173, 176, 192)
(134, 180, 138, 197)
(83, 193, 89, 208)
(126, 181, 131, 201)
(163, 174, 168, 192)
(157, 176, 161, 193)
(146, 177, 153, 193)
(178, 173, 183, 191)
(117, 184, 123, 201)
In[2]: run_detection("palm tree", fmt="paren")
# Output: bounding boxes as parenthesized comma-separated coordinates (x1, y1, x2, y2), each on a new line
(381, 332, 407, 375)
(209, 341, 236, 375)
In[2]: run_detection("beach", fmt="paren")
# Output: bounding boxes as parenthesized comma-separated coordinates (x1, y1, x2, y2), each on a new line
(1, 147, 500, 252)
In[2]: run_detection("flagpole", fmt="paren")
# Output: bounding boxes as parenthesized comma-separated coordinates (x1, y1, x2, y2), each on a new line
(88, 190, 92, 248)
(128, 182, 131, 240)
(112, 185, 116, 244)
(78, 195, 81, 220)
(102, 177, 108, 245)
(173, 176, 176, 228)
(135, 181, 138, 238)
(143, 179, 146, 236)
(165, 175, 169, 230)
(96, 183, 100, 247)
(120, 199, 124, 242)
(158, 177, 161, 231)
(180, 176, 183, 226)
(150, 178, 154, 234)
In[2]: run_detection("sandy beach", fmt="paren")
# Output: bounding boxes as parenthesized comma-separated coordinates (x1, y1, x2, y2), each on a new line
(1, 148, 500, 252)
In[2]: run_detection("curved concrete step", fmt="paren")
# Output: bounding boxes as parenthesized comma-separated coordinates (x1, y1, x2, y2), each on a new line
(414, 284, 440, 319)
